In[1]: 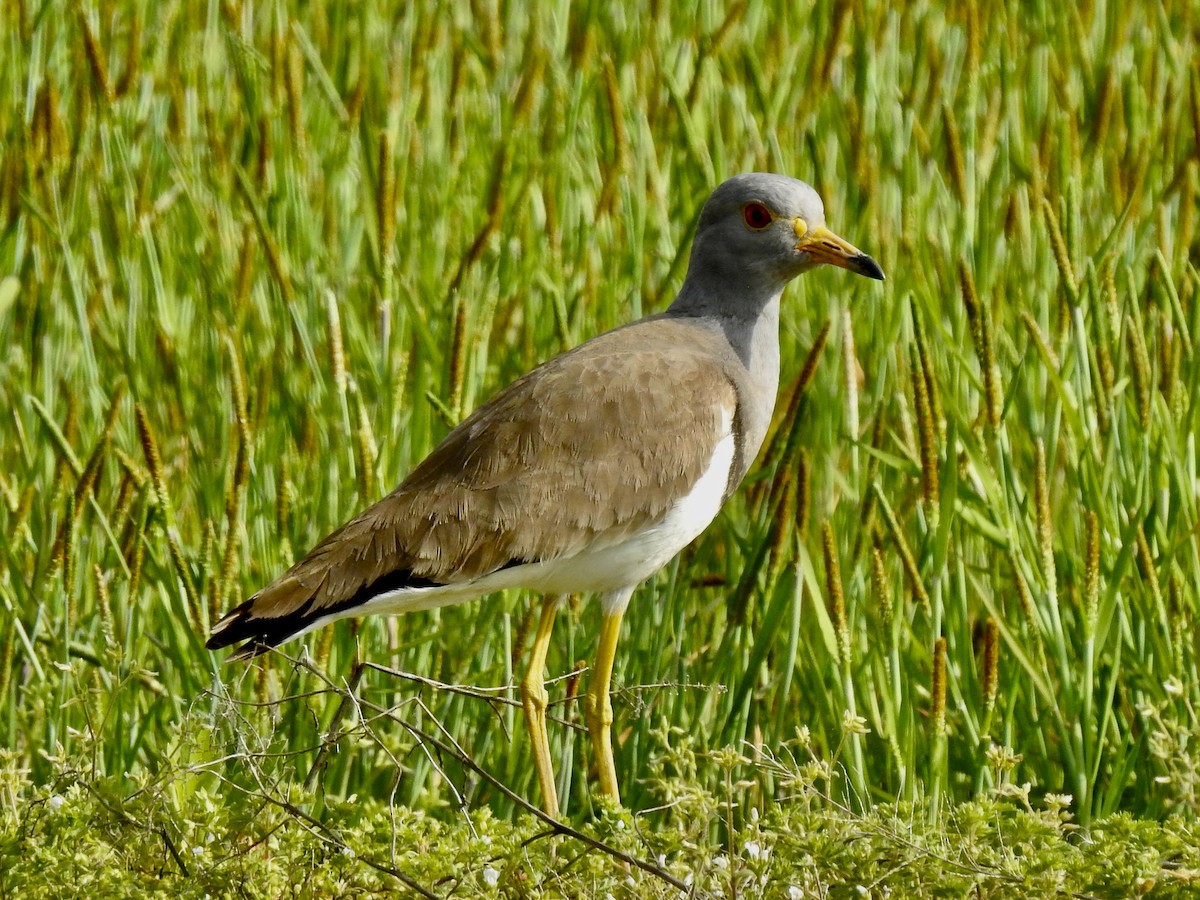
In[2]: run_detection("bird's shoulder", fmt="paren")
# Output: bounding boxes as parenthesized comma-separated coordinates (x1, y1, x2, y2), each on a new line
(395, 312, 742, 517)
(476, 315, 739, 437)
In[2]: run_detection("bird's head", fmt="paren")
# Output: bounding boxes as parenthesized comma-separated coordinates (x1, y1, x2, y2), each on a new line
(684, 173, 884, 302)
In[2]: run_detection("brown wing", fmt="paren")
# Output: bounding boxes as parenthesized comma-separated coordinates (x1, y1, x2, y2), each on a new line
(207, 317, 741, 652)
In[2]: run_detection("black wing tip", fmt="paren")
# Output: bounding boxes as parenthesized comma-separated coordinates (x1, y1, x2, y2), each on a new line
(207, 616, 292, 661)
(206, 599, 255, 651)
(206, 599, 288, 660)
(208, 626, 283, 663)
(206, 614, 242, 651)
(205, 566, 450, 660)
(207, 589, 343, 660)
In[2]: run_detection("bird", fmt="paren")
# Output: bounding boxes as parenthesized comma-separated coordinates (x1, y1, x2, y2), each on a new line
(207, 173, 885, 818)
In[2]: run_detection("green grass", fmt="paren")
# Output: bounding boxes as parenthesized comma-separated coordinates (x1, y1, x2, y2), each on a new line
(2, 0, 1200, 894)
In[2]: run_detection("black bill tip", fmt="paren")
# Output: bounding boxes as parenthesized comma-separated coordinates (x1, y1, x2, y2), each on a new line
(851, 254, 886, 281)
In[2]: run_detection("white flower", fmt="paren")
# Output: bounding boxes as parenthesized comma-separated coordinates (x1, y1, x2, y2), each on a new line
(744, 840, 763, 860)
(788, 887, 805, 900)
(856, 886, 868, 895)
(191, 845, 205, 858)
(482, 866, 500, 887)
(841, 711, 870, 735)
(1044, 793, 1073, 811)
(341, 846, 356, 859)
(714, 855, 729, 870)
(47, 795, 66, 812)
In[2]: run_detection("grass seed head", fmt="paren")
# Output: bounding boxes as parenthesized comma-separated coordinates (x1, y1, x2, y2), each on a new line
(1034, 438, 1056, 606)
(78, 9, 113, 105)
(822, 523, 849, 666)
(1126, 313, 1153, 430)
(1041, 197, 1078, 304)
(982, 618, 999, 718)
(871, 541, 892, 631)
(931, 636, 948, 737)
(1085, 510, 1100, 632)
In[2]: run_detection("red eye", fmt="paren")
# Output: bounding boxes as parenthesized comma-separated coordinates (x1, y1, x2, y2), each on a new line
(742, 202, 773, 230)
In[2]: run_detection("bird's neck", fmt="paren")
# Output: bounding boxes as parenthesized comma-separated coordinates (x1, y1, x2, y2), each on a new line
(667, 277, 783, 381)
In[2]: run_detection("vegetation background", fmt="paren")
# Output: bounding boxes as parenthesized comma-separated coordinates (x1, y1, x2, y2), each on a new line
(2, 0, 1199, 895)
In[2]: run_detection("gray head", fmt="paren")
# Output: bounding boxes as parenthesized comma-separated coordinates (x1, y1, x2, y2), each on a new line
(673, 173, 884, 316)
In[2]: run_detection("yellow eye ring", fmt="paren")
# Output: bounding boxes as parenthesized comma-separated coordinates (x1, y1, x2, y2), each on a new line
(742, 202, 773, 230)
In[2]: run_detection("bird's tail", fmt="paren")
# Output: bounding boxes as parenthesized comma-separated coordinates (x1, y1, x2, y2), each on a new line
(207, 566, 447, 661)
(206, 596, 311, 661)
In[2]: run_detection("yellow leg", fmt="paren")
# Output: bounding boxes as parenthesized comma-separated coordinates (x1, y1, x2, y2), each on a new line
(520, 595, 560, 818)
(585, 606, 627, 802)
